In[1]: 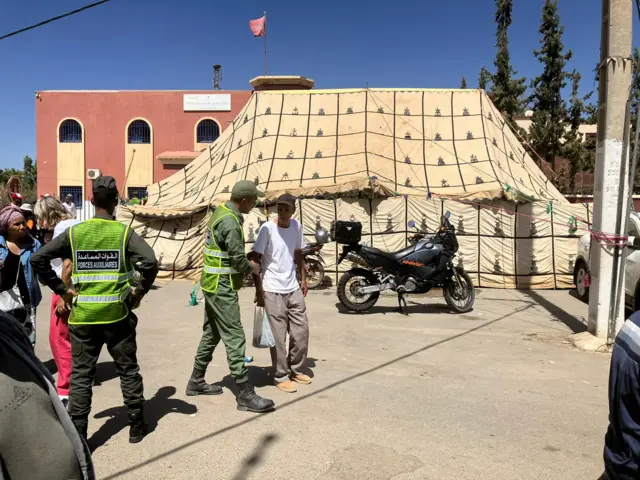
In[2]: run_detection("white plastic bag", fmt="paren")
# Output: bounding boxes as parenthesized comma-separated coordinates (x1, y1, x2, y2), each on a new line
(252, 306, 275, 348)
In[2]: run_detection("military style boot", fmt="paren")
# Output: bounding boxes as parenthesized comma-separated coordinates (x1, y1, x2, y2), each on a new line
(128, 406, 148, 444)
(236, 382, 275, 413)
(186, 368, 223, 396)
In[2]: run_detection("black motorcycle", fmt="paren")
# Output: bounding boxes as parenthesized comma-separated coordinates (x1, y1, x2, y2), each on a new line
(334, 212, 475, 314)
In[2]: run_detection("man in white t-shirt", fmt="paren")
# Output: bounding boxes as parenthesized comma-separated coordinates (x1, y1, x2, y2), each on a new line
(251, 194, 311, 393)
(63, 195, 77, 219)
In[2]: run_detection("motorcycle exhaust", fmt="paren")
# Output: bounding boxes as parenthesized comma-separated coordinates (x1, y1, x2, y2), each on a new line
(346, 251, 369, 268)
(355, 275, 397, 295)
(357, 284, 389, 294)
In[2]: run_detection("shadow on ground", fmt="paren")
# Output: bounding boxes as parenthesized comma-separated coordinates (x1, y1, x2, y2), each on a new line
(89, 386, 197, 452)
(220, 361, 317, 390)
(220, 365, 275, 391)
(101, 302, 534, 480)
(334, 300, 455, 316)
(311, 276, 335, 291)
(230, 433, 279, 480)
(523, 290, 587, 333)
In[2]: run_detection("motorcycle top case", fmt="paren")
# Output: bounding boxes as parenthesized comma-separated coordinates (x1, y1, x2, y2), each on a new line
(330, 220, 362, 244)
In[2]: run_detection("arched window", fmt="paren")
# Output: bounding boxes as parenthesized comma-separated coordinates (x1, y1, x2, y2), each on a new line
(196, 119, 220, 143)
(128, 120, 151, 144)
(59, 119, 82, 143)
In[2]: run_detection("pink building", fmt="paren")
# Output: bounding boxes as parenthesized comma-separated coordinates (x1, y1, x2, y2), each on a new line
(36, 89, 253, 207)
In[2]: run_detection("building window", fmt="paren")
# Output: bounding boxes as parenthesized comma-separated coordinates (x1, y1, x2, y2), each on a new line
(59, 119, 82, 143)
(584, 132, 597, 151)
(196, 119, 220, 143)
(127, 187, 147, 201)
(128, 120, 151, 144)
(59, 186, 83, 210)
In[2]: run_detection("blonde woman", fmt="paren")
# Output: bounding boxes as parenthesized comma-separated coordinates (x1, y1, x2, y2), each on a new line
(34, 196, 80, 406)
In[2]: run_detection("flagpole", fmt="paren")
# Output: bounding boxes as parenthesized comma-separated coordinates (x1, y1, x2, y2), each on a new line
(263, 11, 268, 75)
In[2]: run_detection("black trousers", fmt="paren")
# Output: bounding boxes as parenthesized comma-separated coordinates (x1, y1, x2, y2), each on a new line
(68, 313, 144, 428)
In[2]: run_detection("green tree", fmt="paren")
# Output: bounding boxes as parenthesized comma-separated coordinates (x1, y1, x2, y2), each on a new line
(563, 72, 594, 192)
(528, 0, 572, 171)
(0, 168, 22, 186)
(478, 66, 492, 91)
(489, 0, 527, 123)
(460, 76, 468, 89)
(584, 62, 599, 125)
(21, 155, 37, 203)
(23, 155, 36, 188)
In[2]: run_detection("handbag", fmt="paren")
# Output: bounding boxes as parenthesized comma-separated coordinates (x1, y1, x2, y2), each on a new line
(0, 262, 25, 313)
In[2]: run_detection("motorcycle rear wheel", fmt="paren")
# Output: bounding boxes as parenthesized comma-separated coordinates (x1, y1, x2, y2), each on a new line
(337, 270, 380, 312)
(305, 259, 325, 290)
(443, 269, 475, 313)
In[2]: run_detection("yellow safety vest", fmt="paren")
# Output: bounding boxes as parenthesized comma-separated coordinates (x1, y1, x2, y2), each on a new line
(200, 205, 244, 292)
(69, 219, 133, 325)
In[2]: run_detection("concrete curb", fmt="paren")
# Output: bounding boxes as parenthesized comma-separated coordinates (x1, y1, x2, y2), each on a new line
(568, 331, 612, 353)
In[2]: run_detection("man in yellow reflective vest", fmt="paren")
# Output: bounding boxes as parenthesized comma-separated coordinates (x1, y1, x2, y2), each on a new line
(186, 180, 274, 413)
(31, 176, 158, 443)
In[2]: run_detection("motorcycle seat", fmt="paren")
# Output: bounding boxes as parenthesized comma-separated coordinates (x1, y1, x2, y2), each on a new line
(361, 244, 418, 261)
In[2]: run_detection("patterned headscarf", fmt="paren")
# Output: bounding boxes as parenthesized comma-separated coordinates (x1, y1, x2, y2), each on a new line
(0, 205, 25, 234)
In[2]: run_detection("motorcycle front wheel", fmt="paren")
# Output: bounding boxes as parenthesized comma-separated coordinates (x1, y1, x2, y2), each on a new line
(305, 259, 325, 290)
(337, 270, 380, 312)
(443, 269, 475, 313)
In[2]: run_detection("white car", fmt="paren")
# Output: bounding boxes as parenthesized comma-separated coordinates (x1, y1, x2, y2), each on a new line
(574, 213, 640, 310)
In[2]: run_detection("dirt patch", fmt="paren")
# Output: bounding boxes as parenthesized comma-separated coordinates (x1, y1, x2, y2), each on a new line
(522, 332, 570, 344)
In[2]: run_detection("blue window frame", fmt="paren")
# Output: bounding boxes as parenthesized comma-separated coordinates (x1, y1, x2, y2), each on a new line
(196, 119, 220, 143)
(127, 187, 147, 200)
(59, 119, 82, 143)
(128, 120, 151, 144)
(59, 186, 83, 210)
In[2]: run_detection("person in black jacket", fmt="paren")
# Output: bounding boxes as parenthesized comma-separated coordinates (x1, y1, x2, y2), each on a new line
(0, 310, 95, 480)
(602, 310, 640, 479)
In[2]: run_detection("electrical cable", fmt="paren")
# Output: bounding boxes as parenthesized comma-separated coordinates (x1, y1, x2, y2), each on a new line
(0, 0, 110, 42)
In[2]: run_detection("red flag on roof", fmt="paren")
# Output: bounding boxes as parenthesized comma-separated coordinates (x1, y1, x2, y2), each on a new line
(249, 16, 266, 37)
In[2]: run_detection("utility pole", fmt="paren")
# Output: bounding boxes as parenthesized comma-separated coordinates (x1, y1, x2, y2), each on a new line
(588, 0, 633, 340)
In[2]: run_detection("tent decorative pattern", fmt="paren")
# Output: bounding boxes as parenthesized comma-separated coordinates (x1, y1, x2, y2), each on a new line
(118, 88, 585, 288)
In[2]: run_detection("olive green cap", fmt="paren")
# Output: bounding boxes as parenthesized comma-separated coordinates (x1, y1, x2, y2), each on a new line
(231, 180, 264, 198)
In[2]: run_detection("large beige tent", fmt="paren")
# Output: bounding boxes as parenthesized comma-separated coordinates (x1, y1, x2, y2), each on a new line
(117, 88, 592, 288)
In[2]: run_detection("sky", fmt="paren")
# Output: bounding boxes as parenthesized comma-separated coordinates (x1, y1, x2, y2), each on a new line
(0, 0, 639, 169)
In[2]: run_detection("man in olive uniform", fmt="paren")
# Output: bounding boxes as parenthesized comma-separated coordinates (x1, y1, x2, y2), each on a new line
(186, 180, 274, 413)
(31, 176, 158, 443)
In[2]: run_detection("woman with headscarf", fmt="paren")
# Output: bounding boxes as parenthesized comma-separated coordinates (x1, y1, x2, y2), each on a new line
(34, 196, 80, 406)
(0, 204, 42, 346)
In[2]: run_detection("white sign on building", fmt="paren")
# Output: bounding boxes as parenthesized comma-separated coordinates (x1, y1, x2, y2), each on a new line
(183, 94, 231, 112)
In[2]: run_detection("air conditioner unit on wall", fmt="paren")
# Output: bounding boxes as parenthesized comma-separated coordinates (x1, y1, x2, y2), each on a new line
(87, 169, 101, 180)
